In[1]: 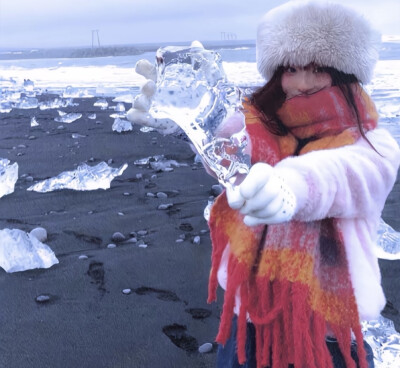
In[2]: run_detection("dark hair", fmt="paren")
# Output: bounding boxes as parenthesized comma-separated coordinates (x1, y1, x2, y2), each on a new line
(249, 66, 375, 151)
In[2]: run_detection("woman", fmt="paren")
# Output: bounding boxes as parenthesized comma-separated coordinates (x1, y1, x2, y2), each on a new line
(127, 1, 400, 367)
(207, 2, 400, 368)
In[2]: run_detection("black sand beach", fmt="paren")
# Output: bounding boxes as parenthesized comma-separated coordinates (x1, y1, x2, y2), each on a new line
(0, 95, 399, 368)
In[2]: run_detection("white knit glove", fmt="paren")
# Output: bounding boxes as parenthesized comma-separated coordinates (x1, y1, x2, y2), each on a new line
(226, 163, 296, 226)
(126, 59, 179, 134)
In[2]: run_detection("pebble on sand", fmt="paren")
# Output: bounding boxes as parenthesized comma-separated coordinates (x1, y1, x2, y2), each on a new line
(193, 236, 201, 245)
(112, 232, 126, 242)
(198, 342, 213, 354)
(35, 294, 51, 303)
(158, 203, 173, 210)
(107, 243, 117, 249)
(122, 289, 132, 295)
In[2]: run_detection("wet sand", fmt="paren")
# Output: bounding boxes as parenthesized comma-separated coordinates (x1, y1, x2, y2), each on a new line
(0, 95, 398, 368)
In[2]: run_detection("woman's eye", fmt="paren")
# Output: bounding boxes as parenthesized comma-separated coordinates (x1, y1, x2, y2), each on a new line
(285, 67, 297, 73)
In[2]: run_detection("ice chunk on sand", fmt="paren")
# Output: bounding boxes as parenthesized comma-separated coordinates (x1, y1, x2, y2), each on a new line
(27, 162, 127, 192)
(0, 228, 58, 273)
(376, 219, 400, 260)
(30, 117, 39, 127)
(94, 98, 108, 109)
(112, 118, 132, 133)
(17, 97, 39, 109)
(54, 112, 82, 124)
(0, 159, 18, 198)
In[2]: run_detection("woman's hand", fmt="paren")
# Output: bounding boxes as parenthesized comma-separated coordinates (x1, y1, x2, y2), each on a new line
(126, 59, 179, 134)
(226, 162, 296, 226)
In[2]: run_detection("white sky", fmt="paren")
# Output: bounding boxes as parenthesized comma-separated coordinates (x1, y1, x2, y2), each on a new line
(0, 0, 399, 49)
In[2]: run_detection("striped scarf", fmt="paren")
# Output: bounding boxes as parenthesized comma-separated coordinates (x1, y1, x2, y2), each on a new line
(208, 85, 378, 368)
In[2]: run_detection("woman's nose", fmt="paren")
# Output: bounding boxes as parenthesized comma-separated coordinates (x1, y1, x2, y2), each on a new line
(296, 73, 315, 93)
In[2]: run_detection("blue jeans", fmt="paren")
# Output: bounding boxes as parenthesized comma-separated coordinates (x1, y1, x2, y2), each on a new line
(217, 317, 375, 368)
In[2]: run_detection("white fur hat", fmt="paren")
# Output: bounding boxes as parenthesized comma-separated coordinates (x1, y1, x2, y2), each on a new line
(256, 1, 380, 83)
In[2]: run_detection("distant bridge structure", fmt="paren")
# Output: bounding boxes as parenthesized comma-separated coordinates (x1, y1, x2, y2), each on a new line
(221, 32, 237, 40)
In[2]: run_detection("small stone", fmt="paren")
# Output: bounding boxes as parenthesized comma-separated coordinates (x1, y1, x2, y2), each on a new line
(178, 234, 186, 240)
(156, 192, 168, 198)
(138, 243, 148, 248)
(57, 125, 65, 130)
(88, 157, 95, 162)
(25, 176, 34, 182)
(107, 159, 113, 164)
(122, 288, 132, 295)
(17, 152, 24, 156)
(198, 342, 213, 354)
(17, 144, 27, 148)
(151, 174, 157, 180)
(193, 236, 201, 245)
(200, 229, 208, 234)
(78, 255, 88, 260)
(29, 227, 47, 242)
(28, 135, 36, 140)
(112, 232, 126, 242)
(35, 294, 51, 303)
(158, 203, 173, 210)
(129, 231, 138, 237)
(146, 192, 155, 197)
(88, 211, 94, 214)
(107, 243, 117, 249)
(124, 238, 137, 243)
(176, 239, 184, 243)
(118, 212, 125, 216)
(137, 230, 148, 236)
(136, 173, 143, 179)
(123, 192, 131, 196)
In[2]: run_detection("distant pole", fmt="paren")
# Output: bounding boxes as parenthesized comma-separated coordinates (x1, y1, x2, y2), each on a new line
(91, 30, 101, 48)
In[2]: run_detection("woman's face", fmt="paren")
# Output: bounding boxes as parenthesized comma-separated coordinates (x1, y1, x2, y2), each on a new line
(281, 64, 332, 100)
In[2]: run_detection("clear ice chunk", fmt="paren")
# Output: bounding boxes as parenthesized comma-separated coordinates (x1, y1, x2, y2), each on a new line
(114, 102, 126, 112)
(27, 162, 127, 192)
(376, 219, 400, 260)
(94, 98, 108, 109)
(112, 118, 132, 132)
(23, 79, 35, 91)
(39, 98, 70, 110)
(63, 86, 93, 98)
(0, 228, 59, 273)
(0, 101, 12, 113)
(17, 97, 39, 109)
(30, 117, 39, 127)
(0, 159, 18, 198)
(54, 112, 82, 124)
(150, 43, 250, 187)
(150, 158, 187, 172)
(140, 126, 156, 133)
(362, 316, 400, 367)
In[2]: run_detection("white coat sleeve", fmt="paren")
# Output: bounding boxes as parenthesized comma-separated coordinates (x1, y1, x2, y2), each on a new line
(272, 128, 400, 221)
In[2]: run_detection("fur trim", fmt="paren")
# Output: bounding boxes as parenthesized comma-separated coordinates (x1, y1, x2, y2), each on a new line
(257, 1, 380, 83)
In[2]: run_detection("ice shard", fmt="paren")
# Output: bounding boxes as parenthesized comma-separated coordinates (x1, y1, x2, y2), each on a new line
(112, 118, 132, 132)
(27, 162, 127, 192)
(0, 159, 18, 198)
(149, 43, 250, 187)
(376, 219, 400, 260)
(0, 228, 59, 273)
